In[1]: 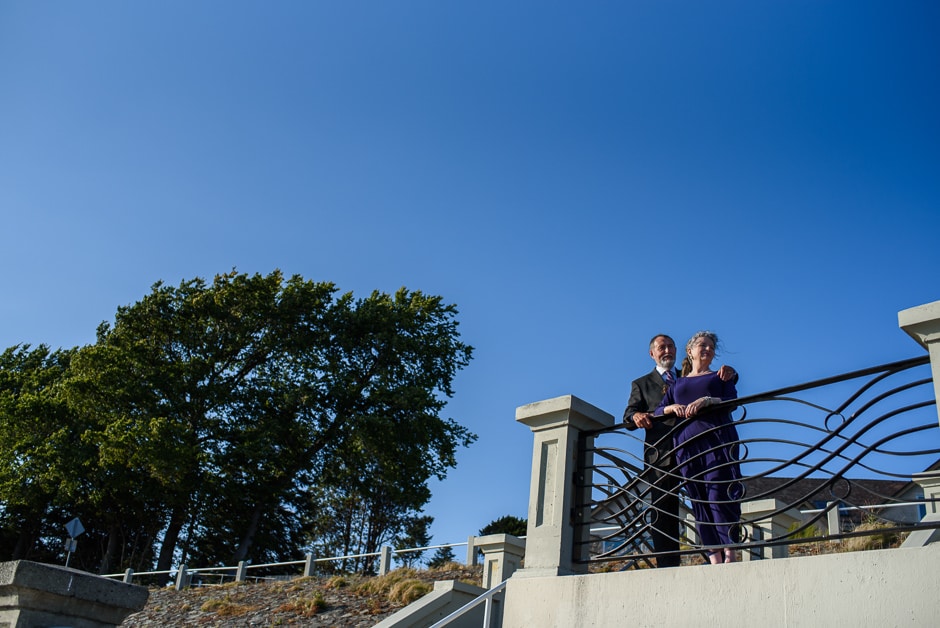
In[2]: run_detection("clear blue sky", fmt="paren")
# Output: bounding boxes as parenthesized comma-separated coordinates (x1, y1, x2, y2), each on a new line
(2, 1, 938, 551)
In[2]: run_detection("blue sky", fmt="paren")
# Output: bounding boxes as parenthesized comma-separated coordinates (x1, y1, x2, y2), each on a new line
(1, 1, 938, 552)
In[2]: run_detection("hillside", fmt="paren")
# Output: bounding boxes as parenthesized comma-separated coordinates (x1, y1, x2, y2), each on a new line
(120, 564, 483, 627)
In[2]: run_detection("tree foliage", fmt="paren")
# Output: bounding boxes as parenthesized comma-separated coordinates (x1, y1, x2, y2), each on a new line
(479, 515, 528, 538)
(426, 544, 456, 569)
(393, 515, 433, 569)
(0, 270, 475, 574)
(0, 345, 78, 563)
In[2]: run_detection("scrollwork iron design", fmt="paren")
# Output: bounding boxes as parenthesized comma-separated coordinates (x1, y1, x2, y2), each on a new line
(578, 356, 939, 567)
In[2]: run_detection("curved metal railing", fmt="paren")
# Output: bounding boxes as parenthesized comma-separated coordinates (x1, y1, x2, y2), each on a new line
(578, 356, 939, 567)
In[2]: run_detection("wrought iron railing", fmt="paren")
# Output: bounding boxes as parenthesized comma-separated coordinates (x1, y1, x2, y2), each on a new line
(578, 356, 939, 567)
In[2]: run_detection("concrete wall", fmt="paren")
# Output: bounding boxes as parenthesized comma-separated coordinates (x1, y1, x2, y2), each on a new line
(502, 543, 940, 627)
(0, 560, 148, 627)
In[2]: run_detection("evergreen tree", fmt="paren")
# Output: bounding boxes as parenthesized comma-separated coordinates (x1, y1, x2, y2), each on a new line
(427, 544, 457, 569)
(479, 515, 528, 538)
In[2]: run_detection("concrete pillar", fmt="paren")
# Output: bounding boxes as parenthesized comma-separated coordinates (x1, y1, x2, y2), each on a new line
(684, 511, 698, 547)
(122, 568, 134, 584)
(235, 560, 247, 582)
(912, 471, 940, 516)
(827, 501, 842, 536)
(174, 564, 189, 590)
(304, 553, 316, 577)
(898, 300, 940, 424)
(740, 498, 802, 560)
(515, 395, 614, 577)
(474, 534, 526, 588)
(902, 471, 940, 547)
(466, 535, 477, 566)
(896, 301, 940, 548)
(0, 560, 148, 627)
(379, 545, 393, 576)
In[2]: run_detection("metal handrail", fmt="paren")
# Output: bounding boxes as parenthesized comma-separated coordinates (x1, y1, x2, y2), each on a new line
(428, 579, 508, 628)
(101, 540, 472, 582)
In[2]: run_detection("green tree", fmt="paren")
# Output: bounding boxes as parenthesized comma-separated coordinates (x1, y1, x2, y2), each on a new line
(479, 515, 528, 537)
(394, 515, 433, 568)
(426, 544, 456, 569)
(0, 345, 80, 564)
(63, 270, 475, 572)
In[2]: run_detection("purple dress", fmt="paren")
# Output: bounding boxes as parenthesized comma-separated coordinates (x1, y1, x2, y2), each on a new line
(655, 372, 741, 549)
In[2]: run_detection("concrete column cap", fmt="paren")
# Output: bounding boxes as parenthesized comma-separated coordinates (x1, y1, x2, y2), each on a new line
(473, 534, 527, 556)
(515, 395, 614, 432)
(899, 299, 940, 349)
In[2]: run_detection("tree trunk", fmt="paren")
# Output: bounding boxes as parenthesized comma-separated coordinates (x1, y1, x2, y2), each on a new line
(98, 524, 120, 574)
(157, 507, 187, 572)
(232, 503, 263, 563)
(12, 526, 36, 560)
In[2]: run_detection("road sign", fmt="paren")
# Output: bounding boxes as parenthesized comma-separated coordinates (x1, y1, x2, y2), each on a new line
(65, 517, 85, 539)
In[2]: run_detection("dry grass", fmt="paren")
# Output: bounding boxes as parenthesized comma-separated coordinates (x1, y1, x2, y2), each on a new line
(353, 567, 420, 596)
(274, 591, 327, 617)
(428, 560, 465, 573)
(324, 574, 349, 589)
(388, 579, 433, 605)
(841, 522, 906, 552)
(199, 594, 262, 616)
(352, 567, 432, 605)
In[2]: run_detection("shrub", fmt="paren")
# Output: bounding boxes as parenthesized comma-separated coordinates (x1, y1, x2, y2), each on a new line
(428, 561, 463, 573)
(277, 592, 327, 617)
(843, 522, 902, 553)
(388, 579, 432, 605)
(354, 568, 420, 596)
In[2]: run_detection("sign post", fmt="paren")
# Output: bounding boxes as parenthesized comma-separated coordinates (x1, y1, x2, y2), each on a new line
(64, 517, 85, 567)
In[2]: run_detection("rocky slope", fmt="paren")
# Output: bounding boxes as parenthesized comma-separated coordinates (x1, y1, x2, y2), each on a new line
(120, 564, 483, 627)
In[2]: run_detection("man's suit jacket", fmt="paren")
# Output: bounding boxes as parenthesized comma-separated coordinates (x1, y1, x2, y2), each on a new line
(624, 368, 679, 469)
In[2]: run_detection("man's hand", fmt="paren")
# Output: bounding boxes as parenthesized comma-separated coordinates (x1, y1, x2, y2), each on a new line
(632, 412, 653, 429)
(717, 365, 736, 382)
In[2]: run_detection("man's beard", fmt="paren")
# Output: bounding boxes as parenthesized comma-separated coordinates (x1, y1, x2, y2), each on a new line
(658, 357, 675, 371)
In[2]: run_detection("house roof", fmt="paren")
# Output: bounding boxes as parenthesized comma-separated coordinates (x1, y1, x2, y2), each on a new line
(742, 476, 910, 508)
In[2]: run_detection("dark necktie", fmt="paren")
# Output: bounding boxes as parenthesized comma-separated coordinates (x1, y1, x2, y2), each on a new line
(663, 370, 675, 385)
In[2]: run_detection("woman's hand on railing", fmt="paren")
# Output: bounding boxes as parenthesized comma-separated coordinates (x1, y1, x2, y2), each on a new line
(663, 404, 687, 418)
(686, 396, 718, 417)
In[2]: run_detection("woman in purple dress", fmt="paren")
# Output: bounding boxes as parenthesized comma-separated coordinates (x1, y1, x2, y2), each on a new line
(655, 331, 741, 564)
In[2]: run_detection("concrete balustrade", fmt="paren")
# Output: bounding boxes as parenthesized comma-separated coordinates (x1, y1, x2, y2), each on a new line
(0, 560, 148, 627)
(902, 471, 940, 548)
(474, 534, 526, 588)
(899, 299, 940, 424)
(740, 498, 802, 560)
(514, 394, 614, 578)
